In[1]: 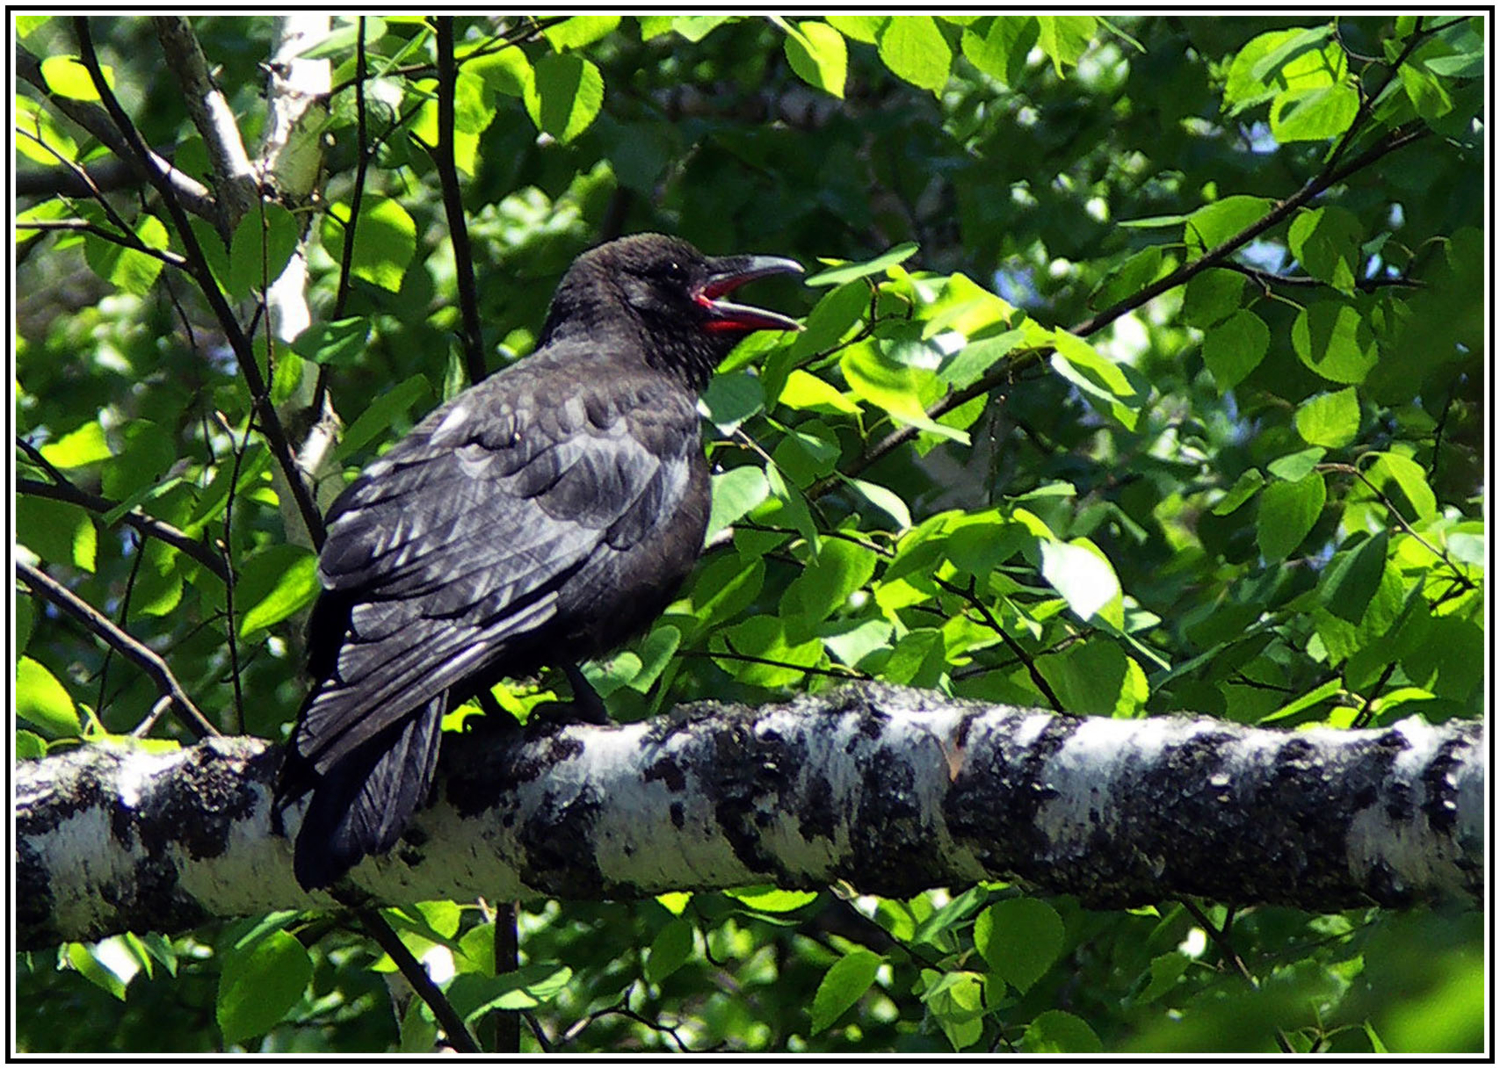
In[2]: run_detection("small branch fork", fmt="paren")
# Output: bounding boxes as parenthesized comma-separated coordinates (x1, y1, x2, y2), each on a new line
(17, 561, 219, 740)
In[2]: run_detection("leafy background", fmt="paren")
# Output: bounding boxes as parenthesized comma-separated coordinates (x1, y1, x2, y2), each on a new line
(14, 13, 1485, 1053)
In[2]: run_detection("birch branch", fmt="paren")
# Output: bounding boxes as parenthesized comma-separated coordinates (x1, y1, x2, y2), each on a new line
(17, 685, 1481, 950)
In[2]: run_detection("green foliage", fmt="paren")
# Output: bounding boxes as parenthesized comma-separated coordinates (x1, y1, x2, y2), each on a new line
(14, 12, 1482, 1055)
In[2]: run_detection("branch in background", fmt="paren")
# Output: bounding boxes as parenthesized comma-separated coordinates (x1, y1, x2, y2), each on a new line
(16, 561, 219, 741)
(430, 16, 489, 387)
(14, 44, 218, 222)
(152, 16, 260, 234)
(16, 684, 1481, 949)
(838, 121, 1432, 483)
(73, 17, 327, 549)
(16, 218, 190, 270)
(352, 906, 480, 1053)
(1220, 261, 1427, 292)
(16, 476, 230, 583)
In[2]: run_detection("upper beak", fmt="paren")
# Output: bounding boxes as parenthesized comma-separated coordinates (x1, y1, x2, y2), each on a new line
(696, 254, 804, 333)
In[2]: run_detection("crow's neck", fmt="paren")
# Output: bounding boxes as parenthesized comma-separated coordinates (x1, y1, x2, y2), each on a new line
(540, 315, 726, 394)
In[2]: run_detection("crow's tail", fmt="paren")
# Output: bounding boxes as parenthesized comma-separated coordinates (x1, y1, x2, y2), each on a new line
(281, 696, 445, 890)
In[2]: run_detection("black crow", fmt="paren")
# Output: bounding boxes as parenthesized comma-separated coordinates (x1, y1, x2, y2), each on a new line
(274, 233, 802, 889)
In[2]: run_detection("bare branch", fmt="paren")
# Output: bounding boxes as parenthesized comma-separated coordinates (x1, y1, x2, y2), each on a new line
(16, 685, 1481, 949)
(15, 44, 217, 221)
(16, 561, 219, 740)
(16, 475, 230, 582)
(73, 17, 327, 549)
(152, 16, 259, 231)
(837, 122, 1432, 483)
(429, 16, 489, 387)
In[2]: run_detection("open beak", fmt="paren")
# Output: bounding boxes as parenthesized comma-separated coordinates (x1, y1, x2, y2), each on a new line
(695, 254, 804, 333)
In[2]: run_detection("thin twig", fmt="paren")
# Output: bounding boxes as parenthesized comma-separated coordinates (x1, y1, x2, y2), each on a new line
(352, 907, 481, 1053)
(17, 561, 219, 740)
(1180, 899, 1294, 1053)
(15, 44, 217, 220)
(152, 15, 259, 233)
(16, 475, 230, 582)
(430, 16, 489, 387)
(835, 122, 1431, 483)
(73, 17, 327, 549)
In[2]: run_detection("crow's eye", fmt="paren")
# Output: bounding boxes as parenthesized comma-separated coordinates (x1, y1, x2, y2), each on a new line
(656, 260, 688, 286)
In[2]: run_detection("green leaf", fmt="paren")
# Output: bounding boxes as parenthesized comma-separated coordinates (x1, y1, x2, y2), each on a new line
(16, 95, 77, 164)
(16, 496, 98, 572)
(645, 918, 694, 984)
(1202, 309, 1270, 392)
(67, 942, 127, 1000)
(841, 341, 968, 444)
(237, 546, 320, 636)
(1035, 15, 1096, 74)
(336, 373, 432, 459)
(291, 317, 371, 367)
(1271, 81, 1359, 143)
(725, 887, 819, 912)
(1184, 196, 1272, 253)
(1040, 540, 1119, 622)
(83, 214, 169, 297)
(1049, 332, 1142, 430)
(1023, 1009, 1103, 1053)
(217, 930, 312, 1044)
(17, 730, 46, 760)
(1321, 530, 1389, 625)
(1225, 27, 1339, 114)
(845, 477, 913, 529)
(542, 15, 619, 50)
(453, 965, 574, 1020)
(706, 466, 771, 542)
(785, 20, 847, 98)
(781, 537, 878, 622)
(1090, 246, 1168, 310)
(1267, 447, 1326, 482)
(715, 615, 824, 687)
(701, 370, 764, 434)
(777, 368, 860, 415)
(1038, 640, 1146, 718)
(825, 15, 884, 44)
(40, 55, 113, 100)
(467, 47, 533, 98)
(689, 555, 766, 630)
(1295, 387, 1360, 448)
(1399, 64, 1454, 120)
(811, 949, 883, 1033)
(17, 656, 80, 738)
(1362, 452, 1437, 521)
(671, 15, 734, 43)
(974, 898, 1065, 992)
(227, 203, 300, 299)
(1289, 206, 1362, 294)
(960, 17, 1038, 87)
(937, 330, 1023, 390)
(326, 196, 415, 293)
(876, 15, 951, 93)
(39, 421, 112, 469)
(525, 53, 604, 144)
(1139, 951, 1192, 1003)
(1256, 472, 1326, 561)
(1181, 268, 1246, 329)
(16, 594, 35, 656)
(804, 242, 919, 287)
(1260, 676, 1342, 724)
(1292, 301, 1378, 384)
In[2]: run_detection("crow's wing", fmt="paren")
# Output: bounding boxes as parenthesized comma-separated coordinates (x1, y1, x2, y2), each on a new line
(292, 355, 703, 778)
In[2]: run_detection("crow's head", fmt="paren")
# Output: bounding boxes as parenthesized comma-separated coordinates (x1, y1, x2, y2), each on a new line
(540, 233, 803, 389)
